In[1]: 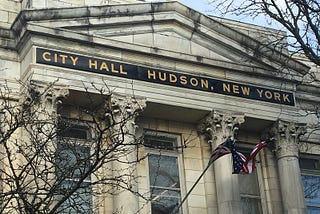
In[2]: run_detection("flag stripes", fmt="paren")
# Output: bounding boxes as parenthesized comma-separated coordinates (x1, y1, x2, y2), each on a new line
(242, 141, 269, 174)
(209, 139, 270, 174)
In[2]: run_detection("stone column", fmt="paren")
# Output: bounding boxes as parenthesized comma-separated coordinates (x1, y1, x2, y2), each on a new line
(271, 120, 307, 214)
(109, 95, 146, 214)
(199, 111, 245, 214)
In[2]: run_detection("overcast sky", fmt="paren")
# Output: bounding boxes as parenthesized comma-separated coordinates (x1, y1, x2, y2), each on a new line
(178, 0, 213, 14)
(176, 0, 283, 30)
(145, 0, 284, 30)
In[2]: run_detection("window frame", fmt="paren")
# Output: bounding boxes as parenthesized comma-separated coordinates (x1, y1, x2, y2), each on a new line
(300, 155, 320, 212)
(237, 143, 266, 214)
(144, 130, 185, 214)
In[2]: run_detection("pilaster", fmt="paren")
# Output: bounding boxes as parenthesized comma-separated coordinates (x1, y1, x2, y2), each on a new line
(13, 83, 69, 212)
(109, 94, 146, 214)
(199, 111, 244, 214)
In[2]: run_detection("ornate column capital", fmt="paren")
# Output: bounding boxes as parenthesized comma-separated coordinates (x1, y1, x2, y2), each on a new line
(108, 94, 146, 135)
(198, 110, 245, 144)
(26, 81, 68, 102)
(270, 120, 307, 158)
(23, 82, 69, 115)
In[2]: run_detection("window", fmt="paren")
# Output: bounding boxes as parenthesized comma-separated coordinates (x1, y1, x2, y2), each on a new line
(238, 148, 263, 214)
(56, 123, 92, 214)
(300, 157, 320, 214)
(144, 131, 182, 214)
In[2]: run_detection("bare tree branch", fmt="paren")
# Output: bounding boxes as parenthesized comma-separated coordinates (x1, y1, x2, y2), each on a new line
(0, 80, 154, 214)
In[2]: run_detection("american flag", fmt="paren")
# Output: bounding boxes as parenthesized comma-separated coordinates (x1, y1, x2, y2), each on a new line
(242, 141, 269, 173)
(230, 141, 246, 174)
(209, 139, 270, 174)
(208, 139, 233, 165)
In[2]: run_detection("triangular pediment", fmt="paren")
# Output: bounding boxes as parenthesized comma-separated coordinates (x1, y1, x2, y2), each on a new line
(13, 1, 310, 77)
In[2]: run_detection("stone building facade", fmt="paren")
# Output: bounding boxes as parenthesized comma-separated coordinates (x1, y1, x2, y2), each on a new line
(0, 0, 319, 213)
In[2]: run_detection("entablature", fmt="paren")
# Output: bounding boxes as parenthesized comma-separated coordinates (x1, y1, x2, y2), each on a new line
(9, 1, 309, 81)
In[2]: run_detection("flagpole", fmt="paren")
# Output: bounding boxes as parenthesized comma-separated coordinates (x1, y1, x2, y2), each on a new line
(171, 161, 213, 214)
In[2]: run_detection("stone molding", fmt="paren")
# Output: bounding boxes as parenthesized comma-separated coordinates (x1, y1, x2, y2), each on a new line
(198, 110, 245, 144)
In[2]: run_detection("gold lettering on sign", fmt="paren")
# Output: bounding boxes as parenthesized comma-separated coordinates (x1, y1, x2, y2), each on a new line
(274, 92, 281, 101)
(265, 91, 273, 99)
(148, 70, 156, 80)
(41, 51, 79, 66)
(223, 83, 231, 93)
(201, 79, 209, 89)
(159, 72, 166, 81)
(180, 75, 187, 85)
(119, 65, 127, 75)
(257, 89, 263, 98)
(70, 56, 78, 66)
(100, 61, 109, 72)
(190, 78, 198, 87)
(36, 49, 294, 106)
(255, 89, 292, 103)
(53, 53, 58, 63)
(233, 85, 239, 94)
(111, 63, 119, 73)
(89, 59, 98, 69)
(169, 74, 177, 83)
(42, 52, 51, 61)
(283, 94, 290, 103)
(241, 86, 250, 95)
(60, 54, 68, 64)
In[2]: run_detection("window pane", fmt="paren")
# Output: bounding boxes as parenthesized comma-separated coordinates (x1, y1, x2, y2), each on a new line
(300, 158, 320, 171)
(148, 154, 181, 213)
(56, 144, 91, 179)
(58, 125, 88, 139)
(149, 154, 180, 188)
(151, 189, 180, 214)
(238, 158, 262, 214)
(241, 197, 262, 214)
(144, 134, 177, 150)
(56, 125, 92, 214)
(239, 171, 260, 195)
(307, 206, 320, 214)
(302, 174, 320, 205)
(57, 180, 92, 214)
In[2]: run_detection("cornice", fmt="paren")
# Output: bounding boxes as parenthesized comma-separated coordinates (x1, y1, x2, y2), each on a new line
(17, 23, 302, 85)
(10, 1, 310, 73)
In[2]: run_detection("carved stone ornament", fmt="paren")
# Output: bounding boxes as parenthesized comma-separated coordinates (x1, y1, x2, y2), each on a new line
(23, 81, 69, 114)
(198, 111, 245, 144)
(108, 94, 146, 134)
(270, 120, 307, 158)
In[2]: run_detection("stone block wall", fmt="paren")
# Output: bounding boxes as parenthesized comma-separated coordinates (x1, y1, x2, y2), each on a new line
(0, 0, 21, 29)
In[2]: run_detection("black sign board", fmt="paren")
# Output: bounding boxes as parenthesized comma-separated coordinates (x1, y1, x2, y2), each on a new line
(36, 48, 295, 106)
